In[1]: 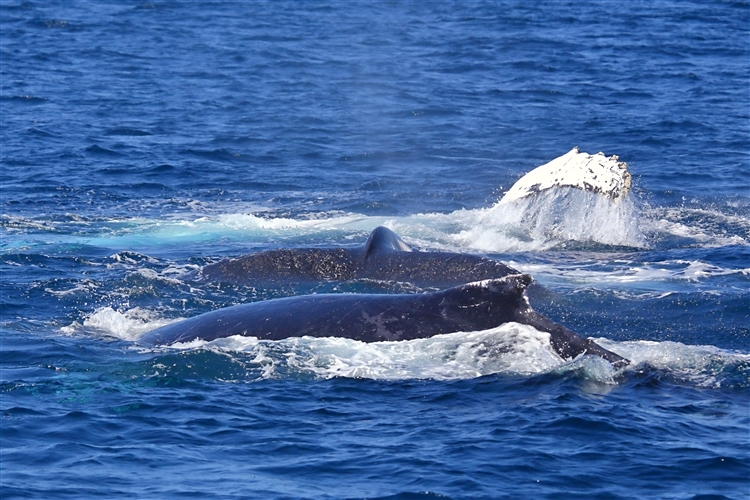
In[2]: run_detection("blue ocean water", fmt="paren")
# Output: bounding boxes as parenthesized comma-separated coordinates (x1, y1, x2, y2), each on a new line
(1, 1, 749, 498)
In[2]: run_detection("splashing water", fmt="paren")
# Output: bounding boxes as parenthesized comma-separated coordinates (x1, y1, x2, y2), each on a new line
(454, 188, 644, 252)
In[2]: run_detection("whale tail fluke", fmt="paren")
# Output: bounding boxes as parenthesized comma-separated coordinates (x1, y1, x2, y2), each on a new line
(500, 147, 632, 204)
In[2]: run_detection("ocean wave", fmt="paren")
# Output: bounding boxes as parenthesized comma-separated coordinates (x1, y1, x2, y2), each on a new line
(517, 259, 750, 287)
(643, 205, 749, 248)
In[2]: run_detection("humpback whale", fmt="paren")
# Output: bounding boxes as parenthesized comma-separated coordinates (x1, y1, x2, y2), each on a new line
(201, 226, 519, 288)
(140, 274, 628, 367)
(170, 149, 634, 368)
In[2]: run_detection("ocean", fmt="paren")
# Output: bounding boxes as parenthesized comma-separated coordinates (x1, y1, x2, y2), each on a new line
(1, 1, 748, 499)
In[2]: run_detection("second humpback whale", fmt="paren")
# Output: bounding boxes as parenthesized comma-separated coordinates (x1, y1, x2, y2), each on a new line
(201, 226, 519, 288)
(201, 148, 633, 288)
(140, 274, 628, 367)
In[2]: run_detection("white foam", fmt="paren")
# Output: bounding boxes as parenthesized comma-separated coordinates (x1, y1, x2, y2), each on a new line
(149, 324, 578, 381)
(151, 331, 747, 387)
(516, 259, 749, 288)
(62, 306, 178, 342)
(597, 338, 750, 388)
(109, 252, 159, 265)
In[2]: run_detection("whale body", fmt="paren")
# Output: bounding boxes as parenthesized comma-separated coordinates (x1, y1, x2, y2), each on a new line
(201, 226, 519, 288)
(141, 274, 628, 367)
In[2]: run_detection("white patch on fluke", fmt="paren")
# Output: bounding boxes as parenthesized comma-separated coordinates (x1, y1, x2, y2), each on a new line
(499, 147, 631, 204)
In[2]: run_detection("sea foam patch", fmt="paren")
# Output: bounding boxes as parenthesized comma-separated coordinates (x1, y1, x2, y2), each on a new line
(161, 323, 564, 381)
(146, 332, 748, 388)
(62, 306, 178, 342)
(597, 338, 750, 389)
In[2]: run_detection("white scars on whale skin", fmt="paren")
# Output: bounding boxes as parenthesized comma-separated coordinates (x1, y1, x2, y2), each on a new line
(500, 147, 632, 204)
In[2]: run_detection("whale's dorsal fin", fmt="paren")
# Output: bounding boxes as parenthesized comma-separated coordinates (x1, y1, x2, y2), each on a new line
(363, 226, 413, 259)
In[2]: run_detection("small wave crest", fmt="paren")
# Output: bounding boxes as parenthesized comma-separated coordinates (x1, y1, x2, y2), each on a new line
(517, 259, 750, 289)
(5, 148, 747, 254)
(66, 187, 644, 253)
(26, 194, 742, 254)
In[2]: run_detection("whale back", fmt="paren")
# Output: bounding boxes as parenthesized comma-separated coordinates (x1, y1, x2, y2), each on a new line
(141, 275, 534, 346)
(431, 275, 532, 331)
(200, 226, 520, 288)
(140, 273, 628, 366)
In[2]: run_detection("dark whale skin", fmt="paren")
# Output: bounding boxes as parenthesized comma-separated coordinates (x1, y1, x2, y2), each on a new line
(141, 274, 628, 367)
(200, 226, 519, 288)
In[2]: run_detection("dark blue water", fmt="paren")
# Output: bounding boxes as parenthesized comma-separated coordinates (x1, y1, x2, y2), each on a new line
(2, 1, 749, 499)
